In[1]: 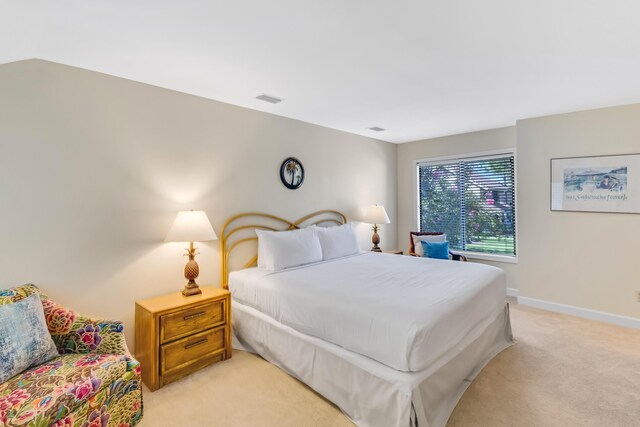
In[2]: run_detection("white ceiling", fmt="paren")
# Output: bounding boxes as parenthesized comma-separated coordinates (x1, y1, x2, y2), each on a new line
(3, 0, 640, 143)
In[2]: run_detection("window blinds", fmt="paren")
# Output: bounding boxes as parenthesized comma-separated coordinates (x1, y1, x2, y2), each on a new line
(417, 154, 516, 257)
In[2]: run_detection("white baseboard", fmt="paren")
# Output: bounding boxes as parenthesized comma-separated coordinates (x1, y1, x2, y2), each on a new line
(517, 296, 640, 330)
(506, 287, 519, 297)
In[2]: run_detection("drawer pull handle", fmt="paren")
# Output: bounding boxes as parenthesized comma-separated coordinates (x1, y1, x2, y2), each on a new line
(185, 338, 208, 349)
(183, 311, 206, 321)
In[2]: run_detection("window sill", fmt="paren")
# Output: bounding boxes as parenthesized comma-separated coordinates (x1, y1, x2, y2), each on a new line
(457, 251, 518, 264)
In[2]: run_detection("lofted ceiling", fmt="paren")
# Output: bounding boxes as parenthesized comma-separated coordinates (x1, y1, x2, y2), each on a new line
(3, 0, 640, 143)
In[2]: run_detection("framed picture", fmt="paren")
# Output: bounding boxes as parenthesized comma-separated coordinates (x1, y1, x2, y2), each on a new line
(280, 157, 305, 190)
(551, 153, 640, 214)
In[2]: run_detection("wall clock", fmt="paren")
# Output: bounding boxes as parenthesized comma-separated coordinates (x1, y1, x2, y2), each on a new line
(280, 157, 305, 190)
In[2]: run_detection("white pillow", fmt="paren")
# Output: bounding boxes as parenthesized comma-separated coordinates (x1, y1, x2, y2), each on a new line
(256, 225, 315, 268)
(256, 227, 323, 271)
(315, 223, 360, 260)
(412, 233, 447, 256)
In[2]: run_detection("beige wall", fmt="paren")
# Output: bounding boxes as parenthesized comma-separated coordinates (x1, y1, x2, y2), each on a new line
(0, 60, 397, 346)
(517, 104, 640, 319)
(397, 127, 519, 289)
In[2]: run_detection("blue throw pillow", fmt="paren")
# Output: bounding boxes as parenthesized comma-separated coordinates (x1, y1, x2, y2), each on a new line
(0, 293, 59, 382)
(421, 241, 450, 260)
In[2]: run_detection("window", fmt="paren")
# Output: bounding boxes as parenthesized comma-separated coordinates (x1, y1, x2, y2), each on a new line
(416, 152, 516, 259)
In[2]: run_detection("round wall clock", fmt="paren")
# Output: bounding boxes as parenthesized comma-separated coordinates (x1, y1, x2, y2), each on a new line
(280, 157, 305, 190)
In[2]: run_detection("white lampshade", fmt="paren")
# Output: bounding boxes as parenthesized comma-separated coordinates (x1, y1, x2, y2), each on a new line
(165, 211, 218, 243)
(362, 205, 390, 225)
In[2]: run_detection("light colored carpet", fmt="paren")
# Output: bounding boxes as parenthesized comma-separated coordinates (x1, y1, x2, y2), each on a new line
(140, 303, 640, 426)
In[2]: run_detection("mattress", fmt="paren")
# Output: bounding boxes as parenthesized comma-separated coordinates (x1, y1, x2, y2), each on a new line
(229, 252, 506, 372)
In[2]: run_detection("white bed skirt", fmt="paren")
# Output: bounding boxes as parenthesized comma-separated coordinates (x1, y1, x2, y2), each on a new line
(232, 301, 513, 427)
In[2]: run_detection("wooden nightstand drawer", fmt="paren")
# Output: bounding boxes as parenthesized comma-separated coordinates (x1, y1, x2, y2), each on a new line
(160, 300, 225, 343)
(161, 325, 226, 374)
(161, 352, 224, 387)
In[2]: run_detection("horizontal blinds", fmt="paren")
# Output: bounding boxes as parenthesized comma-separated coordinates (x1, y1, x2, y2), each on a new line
(417, 154, 516, 257)
(417, 162, 464, 250)
(463, 156, 516, 256)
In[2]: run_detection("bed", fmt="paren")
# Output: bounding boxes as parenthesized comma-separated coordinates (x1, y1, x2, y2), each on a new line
(221, 211, 513, 427)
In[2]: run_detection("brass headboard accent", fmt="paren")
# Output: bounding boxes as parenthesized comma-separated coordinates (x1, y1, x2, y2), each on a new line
(220, 210, 347, 288)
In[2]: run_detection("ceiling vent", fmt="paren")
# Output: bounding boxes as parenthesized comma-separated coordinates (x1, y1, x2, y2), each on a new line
(256, 94, 284, 104)
(368, 126, 386, 132)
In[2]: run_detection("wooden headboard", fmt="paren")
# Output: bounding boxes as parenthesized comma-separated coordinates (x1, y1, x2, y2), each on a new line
(220, 210, 347, 288)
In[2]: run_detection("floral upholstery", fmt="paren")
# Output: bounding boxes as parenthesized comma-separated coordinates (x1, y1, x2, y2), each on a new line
(0, 285, 142, 427)
(0, 285, 129, 358)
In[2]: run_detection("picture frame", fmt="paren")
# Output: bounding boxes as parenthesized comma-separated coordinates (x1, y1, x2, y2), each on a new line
(280, 157, 305, 190)
(550, 153, 640, 214)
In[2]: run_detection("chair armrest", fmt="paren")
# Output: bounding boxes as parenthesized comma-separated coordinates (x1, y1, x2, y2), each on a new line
(125, 357, 142, 378)
(449, 251, 468, 262)
(412, 250, 467, 261)
(42, 299, 130, 356)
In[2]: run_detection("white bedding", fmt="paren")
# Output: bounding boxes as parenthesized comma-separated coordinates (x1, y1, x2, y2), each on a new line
(229, 252, 506, 372)
(233, 300, 512, 427)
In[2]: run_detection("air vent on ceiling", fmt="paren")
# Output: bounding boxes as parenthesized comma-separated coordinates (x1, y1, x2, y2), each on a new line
(256, 94, 284, 104)
(368, 126, 386, 132)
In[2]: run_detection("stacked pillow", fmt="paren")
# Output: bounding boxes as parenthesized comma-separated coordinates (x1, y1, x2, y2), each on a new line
(412, 233, 447, 256)
(421, 241, 450, 260)
(257, 223, 360, 271)
(315, 223, 360, 261)
(256, 227, 323, 271)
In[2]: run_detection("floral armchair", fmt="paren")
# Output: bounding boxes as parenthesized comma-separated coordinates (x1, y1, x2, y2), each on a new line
(0, 284, 142, 427)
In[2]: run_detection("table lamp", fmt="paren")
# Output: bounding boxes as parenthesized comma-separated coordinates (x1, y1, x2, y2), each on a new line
(362, 205, 390, 252)
(165, 210, 218, 296)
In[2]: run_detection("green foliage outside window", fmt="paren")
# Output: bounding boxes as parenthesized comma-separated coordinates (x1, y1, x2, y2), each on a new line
(418, 156, 516, 256)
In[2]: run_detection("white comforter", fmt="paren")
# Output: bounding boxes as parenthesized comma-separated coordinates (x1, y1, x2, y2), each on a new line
(229, 252, 506, 372)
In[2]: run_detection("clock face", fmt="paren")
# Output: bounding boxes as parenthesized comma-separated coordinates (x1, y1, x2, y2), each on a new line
(280, 157, 305, 190)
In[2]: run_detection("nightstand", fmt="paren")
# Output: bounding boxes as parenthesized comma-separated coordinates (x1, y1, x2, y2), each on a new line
(135, 286, 231, 391)
(383, 250, 403, 255)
